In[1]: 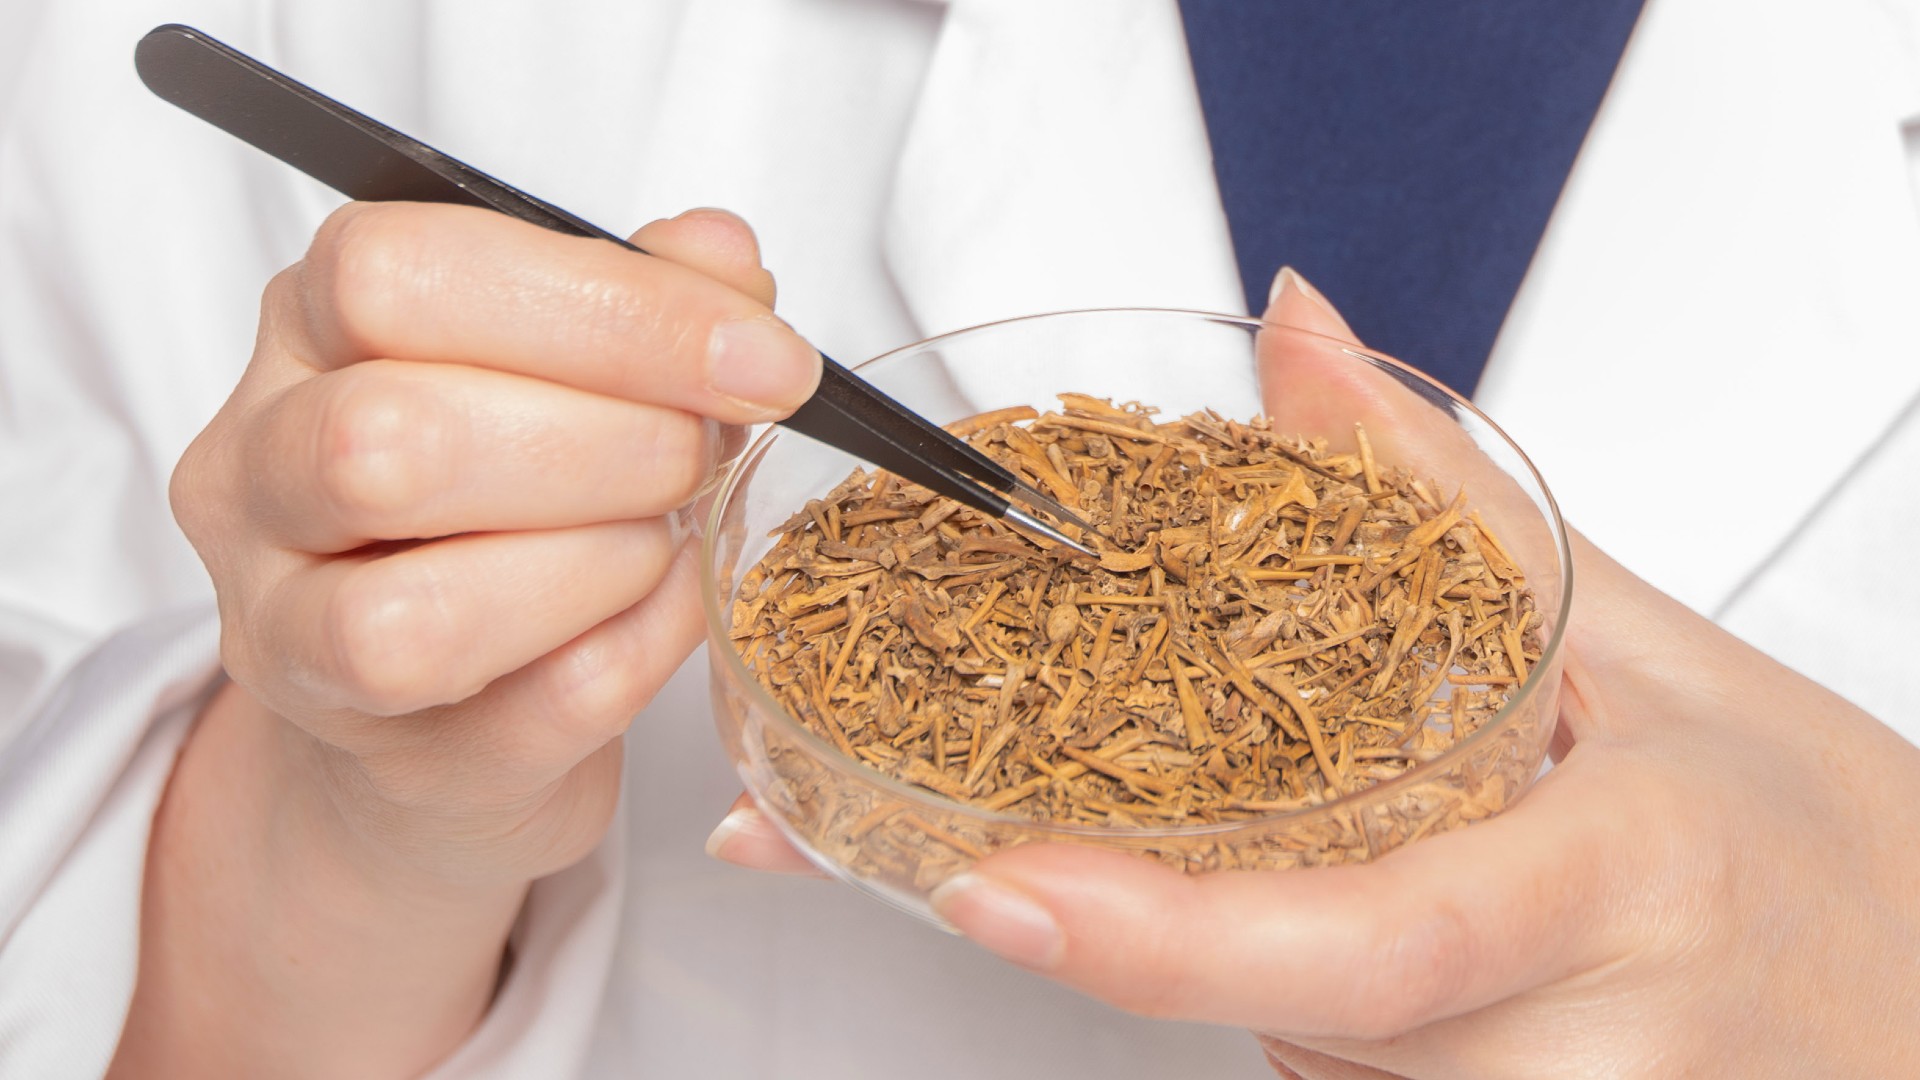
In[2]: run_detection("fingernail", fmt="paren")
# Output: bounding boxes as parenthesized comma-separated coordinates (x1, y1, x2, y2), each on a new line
(929, 873, 1065, 971)
(692, 417, 725, 493)
(690, 421, 744, 502)
(707, 319, 820, 418)
(668, 502, 701, 549)
(1267, 266, 1336, 317)
(704, 808, 758, 860)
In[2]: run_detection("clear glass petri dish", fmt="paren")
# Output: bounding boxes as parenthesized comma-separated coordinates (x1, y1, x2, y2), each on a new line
(702, 308, 1571, 927)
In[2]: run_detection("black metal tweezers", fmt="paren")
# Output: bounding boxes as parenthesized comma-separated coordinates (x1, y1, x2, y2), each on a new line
(133, 24, 1097, 556)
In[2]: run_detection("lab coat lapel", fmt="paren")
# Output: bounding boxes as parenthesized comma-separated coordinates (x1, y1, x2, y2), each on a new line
(1446, 0, 1920, 614)
(882, 0, 1242, 339)
(887, 0, 1920, 621)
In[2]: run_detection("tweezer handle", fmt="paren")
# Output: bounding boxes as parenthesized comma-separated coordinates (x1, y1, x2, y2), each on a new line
(131, 23, 1016, 519)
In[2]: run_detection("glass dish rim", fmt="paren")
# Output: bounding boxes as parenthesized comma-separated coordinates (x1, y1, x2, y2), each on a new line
(700, 306, 1574, 840)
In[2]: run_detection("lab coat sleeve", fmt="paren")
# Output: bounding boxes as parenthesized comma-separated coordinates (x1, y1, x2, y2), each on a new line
(0, 606, 220, 1079)
(0, 600, 630, 1078)
(0, 0, 632, 1072)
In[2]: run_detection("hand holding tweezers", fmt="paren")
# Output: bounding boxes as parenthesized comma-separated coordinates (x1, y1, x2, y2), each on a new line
(132, 23, 1097, 557)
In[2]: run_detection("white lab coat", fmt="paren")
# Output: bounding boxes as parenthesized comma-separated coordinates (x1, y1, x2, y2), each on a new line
(0, 1, 1915, 1077)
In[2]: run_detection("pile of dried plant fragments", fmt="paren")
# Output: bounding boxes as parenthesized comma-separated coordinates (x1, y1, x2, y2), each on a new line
(729, 395, 1541, 830)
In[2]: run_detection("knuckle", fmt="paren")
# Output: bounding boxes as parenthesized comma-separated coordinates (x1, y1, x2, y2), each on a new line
(312, 366, 447, 535)
(258, 265, 307, 341)
(1107, 971, 1197, 1022)
(167, 430, 222, 547)
(637, 411, 717, 506)
(535, 623, 653, 744)
(1351, 902, 1476, 1039)
(307, 202, 418, 353)
(215, 614, 269, 696)
(325, 562, 457, 715)
(579, 281, 685, 386)
(1087, 918, 1205, 1021)
(560, 260, 711, 398)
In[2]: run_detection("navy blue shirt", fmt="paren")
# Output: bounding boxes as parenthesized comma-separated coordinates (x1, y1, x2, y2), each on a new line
(1178, 1, 1646, 395)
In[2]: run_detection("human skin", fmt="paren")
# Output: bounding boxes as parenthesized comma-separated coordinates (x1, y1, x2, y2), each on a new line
(108, 204, 814, 1079)
(711, 271, 1920, 1078)
(116, 190, 1920, 1076)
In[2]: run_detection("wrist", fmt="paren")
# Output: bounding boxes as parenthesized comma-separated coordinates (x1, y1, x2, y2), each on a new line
(112, 680, 529, 1079)
(267, 693, 522, 897)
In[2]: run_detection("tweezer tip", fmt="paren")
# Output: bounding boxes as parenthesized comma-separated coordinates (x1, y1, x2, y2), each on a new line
(1007, 480, 1102, 536)
(1003, 505, 1099, 559)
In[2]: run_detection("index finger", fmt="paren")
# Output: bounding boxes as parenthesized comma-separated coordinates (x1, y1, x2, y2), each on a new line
(930, 748, 1655, 1040)
(288, 202, 820, 424)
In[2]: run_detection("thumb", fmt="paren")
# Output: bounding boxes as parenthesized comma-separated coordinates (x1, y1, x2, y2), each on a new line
(929, 755, 1644, 1039)
(1265, 266, 1360, 344)
(1252, 267, 1474, 475)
